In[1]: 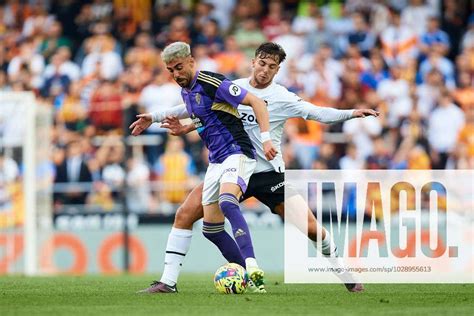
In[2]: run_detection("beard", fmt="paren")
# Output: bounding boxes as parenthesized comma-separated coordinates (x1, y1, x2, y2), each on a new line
(176, 78, 189, 87)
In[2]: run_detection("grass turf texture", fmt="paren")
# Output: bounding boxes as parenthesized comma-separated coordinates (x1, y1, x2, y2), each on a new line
(1, 274, 473, 316)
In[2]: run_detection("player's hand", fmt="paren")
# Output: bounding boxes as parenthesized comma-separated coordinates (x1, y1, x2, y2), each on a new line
(353, 109, 379, 118)
(263, 140, 278, 161)
(162, 116, 187, 136)
(129, 113, 153, 136)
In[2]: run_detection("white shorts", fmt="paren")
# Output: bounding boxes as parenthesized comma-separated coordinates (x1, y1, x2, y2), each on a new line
(202, 154, 257, 205)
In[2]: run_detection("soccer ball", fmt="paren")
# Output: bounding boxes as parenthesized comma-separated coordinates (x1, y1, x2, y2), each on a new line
(214, 263, 249, 294)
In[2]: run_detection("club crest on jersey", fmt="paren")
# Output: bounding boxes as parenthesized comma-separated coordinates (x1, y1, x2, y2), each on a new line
(228, 84, 241, 96)
(194, 93, 201, 105)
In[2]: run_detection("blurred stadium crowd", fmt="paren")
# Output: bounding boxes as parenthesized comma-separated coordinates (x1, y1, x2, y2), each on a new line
(0, 0, 473, 215)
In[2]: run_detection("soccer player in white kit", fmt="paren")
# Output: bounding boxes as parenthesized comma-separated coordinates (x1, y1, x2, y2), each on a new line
(131, 43, 378, 293)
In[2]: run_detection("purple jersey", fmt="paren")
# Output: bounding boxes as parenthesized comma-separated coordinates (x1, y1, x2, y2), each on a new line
(181, 71, 256, 163)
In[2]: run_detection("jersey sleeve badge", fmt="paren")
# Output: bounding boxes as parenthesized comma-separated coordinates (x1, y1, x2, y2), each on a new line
(228, 84, 242, 97)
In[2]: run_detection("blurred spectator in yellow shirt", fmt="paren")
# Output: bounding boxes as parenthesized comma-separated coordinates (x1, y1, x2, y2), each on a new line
(155, 137, 196, 204)
(452, 71, 474, 113)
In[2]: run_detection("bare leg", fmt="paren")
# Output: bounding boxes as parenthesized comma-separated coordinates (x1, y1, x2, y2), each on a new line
(274, 195, 364, 292)
(173, 183, 204, 229)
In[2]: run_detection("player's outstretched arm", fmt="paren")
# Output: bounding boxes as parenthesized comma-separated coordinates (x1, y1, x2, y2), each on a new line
(129, 104, 189, 136)
(296, 100, 379, 124)
(241, 92, 277, 160)
(161, 116, 196, 136)
(351, 109, 380, 118)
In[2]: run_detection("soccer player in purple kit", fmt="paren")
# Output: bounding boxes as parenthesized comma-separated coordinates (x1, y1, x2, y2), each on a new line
(132, 42, 277, 293)
(132, 42, 377, 294)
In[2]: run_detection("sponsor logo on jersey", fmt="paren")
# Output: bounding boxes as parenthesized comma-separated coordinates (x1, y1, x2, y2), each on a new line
(191, 114, 205, 133)
(240, 112, 258, 124)
(270, 181, 285, 192)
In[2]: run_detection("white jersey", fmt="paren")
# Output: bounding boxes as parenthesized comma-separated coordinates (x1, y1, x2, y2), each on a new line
(233, 78, 354, 173)
(151, 78, 355, 174)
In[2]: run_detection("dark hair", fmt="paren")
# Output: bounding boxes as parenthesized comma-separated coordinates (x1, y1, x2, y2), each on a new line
(255, 42, 287, 64)
(388, 5, 401, 16)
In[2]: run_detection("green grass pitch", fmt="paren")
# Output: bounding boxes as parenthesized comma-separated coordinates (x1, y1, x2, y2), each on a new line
(1, 274, 473, 315)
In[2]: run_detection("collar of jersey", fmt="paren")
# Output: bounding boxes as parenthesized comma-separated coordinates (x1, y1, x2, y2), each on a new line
(185, 71, 200, 91)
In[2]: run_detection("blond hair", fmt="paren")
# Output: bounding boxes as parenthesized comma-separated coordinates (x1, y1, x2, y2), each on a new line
(161, 42, 191, 64)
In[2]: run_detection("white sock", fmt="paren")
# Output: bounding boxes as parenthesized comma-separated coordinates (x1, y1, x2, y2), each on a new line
(313, 230, 349, 279)
(245, 257, 258, 269)
(160, 227, 192, 286)
(314, 228, 338, 257)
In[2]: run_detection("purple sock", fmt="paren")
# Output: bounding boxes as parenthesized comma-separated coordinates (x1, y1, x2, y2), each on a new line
(218, 193, 255, 259)
(202, 221, 245, 267)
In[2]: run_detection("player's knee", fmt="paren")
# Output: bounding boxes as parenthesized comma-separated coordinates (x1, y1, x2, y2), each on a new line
(174, 206, 195, 230)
